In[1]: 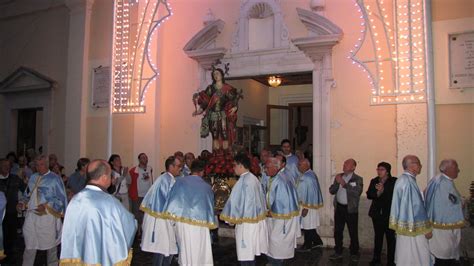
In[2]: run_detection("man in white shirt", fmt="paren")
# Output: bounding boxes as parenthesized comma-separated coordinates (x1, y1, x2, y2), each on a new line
(129, 153, 153, 232)
(329, 158, 364, 261)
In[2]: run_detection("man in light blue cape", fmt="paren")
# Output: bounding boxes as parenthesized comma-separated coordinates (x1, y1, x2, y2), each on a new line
(140, 156, 182, 266)
(425, 159, 465, 265)
(162, 159, 216, 265)
(60, 159, 137, 265)
(19, 155, 67, 266)
(296, 158, 324, 251)
(280, 139, 300, 183)
(389, 155, 432, 266)
(265, 157, 300, 265)
(221, 153, 268, 265)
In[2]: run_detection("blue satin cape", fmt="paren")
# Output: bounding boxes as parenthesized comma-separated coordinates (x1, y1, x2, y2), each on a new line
(140, 172, 175, 218)
(163, 175, 217, 229)
(60, 185, 137, 265)
(389, 173, 431, 236)
(284, 154, 300, 182)
(425, 174, 465, 229)
(221, 172, 267, 224)
(24, 171, 67, 217)
(296, 170, 323, 209)
(266, 170, 299, 219)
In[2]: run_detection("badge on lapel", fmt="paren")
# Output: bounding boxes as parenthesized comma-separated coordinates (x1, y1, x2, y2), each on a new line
(448, 193, 458, 204)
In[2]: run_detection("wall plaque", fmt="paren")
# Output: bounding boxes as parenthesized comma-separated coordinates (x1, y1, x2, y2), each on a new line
(449, 31, 474, 89)
(91, 66, 111, 108)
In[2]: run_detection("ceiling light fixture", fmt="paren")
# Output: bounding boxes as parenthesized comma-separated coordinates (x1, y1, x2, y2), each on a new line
(268, 76, 282, 87)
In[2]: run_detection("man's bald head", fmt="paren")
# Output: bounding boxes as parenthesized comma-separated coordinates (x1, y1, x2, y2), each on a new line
(87, 159, 112, 189)
(298, 158, 311, 173)
(402, 155, 422, 176)
(342, 158, 357, 174)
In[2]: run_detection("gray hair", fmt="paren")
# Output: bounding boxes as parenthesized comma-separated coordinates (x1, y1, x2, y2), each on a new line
(267, 157, 281, 169)
(402, 155, 418, 170)
(34, 154, 49, 164)
(439, 159, 457, 173)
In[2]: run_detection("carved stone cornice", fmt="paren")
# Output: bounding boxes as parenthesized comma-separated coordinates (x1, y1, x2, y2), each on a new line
(293, 35, 340, 62)
(292, 8, 342, 62)
(0, 67, 55, 94)
(185, 48, 227, 70)
(183, 19, 226, 69)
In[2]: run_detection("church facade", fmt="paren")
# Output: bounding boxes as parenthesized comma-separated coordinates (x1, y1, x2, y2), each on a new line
(0, 0, 472, 217)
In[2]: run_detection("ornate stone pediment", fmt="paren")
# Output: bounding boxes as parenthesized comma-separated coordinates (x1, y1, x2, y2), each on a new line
(0, 67, 55, 94)
(292, 8, 343, 62)
(183, 19, 227, 70)
(183, 1, 343, 77)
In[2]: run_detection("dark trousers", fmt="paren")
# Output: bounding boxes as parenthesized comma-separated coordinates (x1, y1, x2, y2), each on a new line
(302, 229, 323, 247)
(434, 257, 456, 266)
(334, 203, 359, 255)
(131, 197, 144, 229)
(240, 260, 256, 266)
(2, 214, 18, 260)
(371, 217, 395, 265)
(152, 253, 173, 266)
(267, 256, 283, 266)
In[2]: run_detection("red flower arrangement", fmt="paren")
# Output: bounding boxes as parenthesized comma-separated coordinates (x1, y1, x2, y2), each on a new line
(204, 153, 261, 178)
(205, 153, 235, 177)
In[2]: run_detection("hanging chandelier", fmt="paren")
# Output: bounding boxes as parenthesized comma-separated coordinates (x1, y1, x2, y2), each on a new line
(268, 76, 282, 87)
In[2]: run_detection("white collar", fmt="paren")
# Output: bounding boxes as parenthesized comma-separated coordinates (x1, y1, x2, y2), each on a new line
(284, 153, 293, 158)
(441, 173, 454, 181)
(240, 171, 250, 177)
(343, 172, 353, 178)
(86, 184, 103, 191)
(404, 171, 416, 178)
(40, 170, 51, 176)
(0, 173, 8, 179)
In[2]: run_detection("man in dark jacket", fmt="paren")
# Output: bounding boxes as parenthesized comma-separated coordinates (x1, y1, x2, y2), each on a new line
(366, 162, 397, 266)
(0, 158, 26, 263)
(329, 158, 363, 261)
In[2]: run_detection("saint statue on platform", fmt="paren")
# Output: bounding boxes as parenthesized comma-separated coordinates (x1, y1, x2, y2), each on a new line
(193, 68, 243, 154)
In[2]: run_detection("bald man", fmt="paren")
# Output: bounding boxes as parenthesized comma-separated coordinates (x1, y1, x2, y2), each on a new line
(60, 160, 137, 265)
(329, 158, 364, 261)
(296, 158, 324, 251)
(425, 159, 464, 265)
(389, 155, 432, 266)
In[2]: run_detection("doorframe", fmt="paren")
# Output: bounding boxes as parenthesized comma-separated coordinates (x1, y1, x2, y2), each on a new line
(266, 104, 290, 151)
(0, 67, 55, 157)
(288, 102, 312, 149)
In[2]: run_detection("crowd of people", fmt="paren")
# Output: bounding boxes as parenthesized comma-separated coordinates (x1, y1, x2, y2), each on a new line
(0, 139, 467, 266)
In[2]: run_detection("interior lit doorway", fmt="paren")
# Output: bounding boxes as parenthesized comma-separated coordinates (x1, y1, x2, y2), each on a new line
(228, 71, 313, 155)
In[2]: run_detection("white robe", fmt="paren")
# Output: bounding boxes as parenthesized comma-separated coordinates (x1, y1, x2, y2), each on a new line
(235, 219, 268, 261)
(141, 213, 177, 255)
(267, 216, 300, 259)
(395, 234, 432, 266)
(429, 228, 461, 260)
(300, 208, 320, 230)
(174, 222, 213, 265)
(23, 188, 62, 250)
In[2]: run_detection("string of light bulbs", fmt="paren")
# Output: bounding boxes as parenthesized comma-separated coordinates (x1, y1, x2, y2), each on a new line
(111, 0, 173, 114)
(349, 0, 427, 105)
